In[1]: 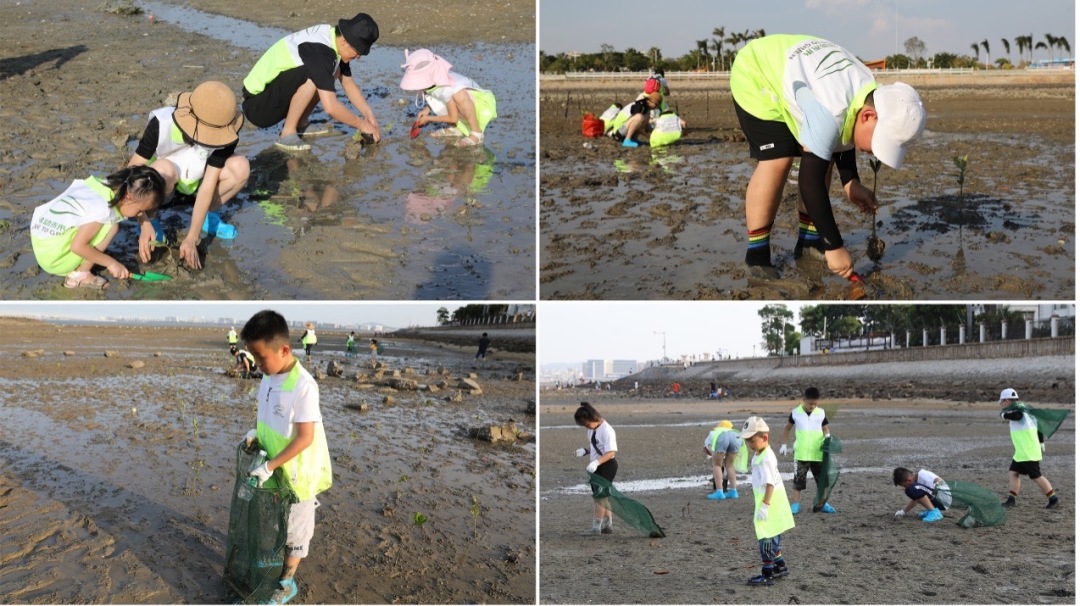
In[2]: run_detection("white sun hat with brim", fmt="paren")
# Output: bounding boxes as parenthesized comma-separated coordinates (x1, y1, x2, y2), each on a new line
(400, 48, 454, 91)
(999, 388, 1020, 401)
(870, 82, 926, 170)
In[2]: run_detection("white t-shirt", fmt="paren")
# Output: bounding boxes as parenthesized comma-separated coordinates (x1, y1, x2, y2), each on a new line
(916, 469, 941, 489)
(256, 362, 322, 440)
(587, 420, 618, 462)
(750, 446, 783, 492)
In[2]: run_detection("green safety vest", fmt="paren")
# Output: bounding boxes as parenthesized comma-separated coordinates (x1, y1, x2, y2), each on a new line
(228, 330, 238, 344)
(302, 330, 317, 345)
(730, 34, 876, 154)
(752, 449, 795, 540)
(791, 404, 826, 462)
(244, 24, 341, 96)
(1007, 404, 1042, 463)
(649, 112, 682, 147)
(256, 362, 333, 501)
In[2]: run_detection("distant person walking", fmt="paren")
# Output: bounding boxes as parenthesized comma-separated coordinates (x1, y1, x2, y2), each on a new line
(228, 326, 238, 346)
(369, 339, 379, 368)
(999, 388, 1062, 509)
(299, 323, 317, 362)
(475, 332, 491, 363)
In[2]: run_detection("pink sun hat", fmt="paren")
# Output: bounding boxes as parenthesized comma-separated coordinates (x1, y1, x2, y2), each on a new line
(400, 48, 454, 91)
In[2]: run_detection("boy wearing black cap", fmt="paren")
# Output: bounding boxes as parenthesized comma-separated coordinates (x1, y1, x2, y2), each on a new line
(242, 13, 382, 152)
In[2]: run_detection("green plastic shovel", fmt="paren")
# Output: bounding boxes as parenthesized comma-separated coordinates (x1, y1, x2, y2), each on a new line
(131, 272, 172, 282)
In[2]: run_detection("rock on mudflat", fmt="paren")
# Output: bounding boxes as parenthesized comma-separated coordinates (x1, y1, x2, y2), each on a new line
(128, 360, 145, 369)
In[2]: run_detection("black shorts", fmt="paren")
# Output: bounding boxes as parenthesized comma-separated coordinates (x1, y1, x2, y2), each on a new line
(589, 459, 619, 498)
(1009, 459, 1043, 479)
(792, 460, 823, 491)
(733, 99, 802, 161)
(242, 67, 311, 128)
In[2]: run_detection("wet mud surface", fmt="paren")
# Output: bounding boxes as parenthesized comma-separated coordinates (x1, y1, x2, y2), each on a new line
(539, 80, 1074, 300)
(0, 319, 536, 603)
(0, 0, 535, 300)
(538, 395, 1075, 604)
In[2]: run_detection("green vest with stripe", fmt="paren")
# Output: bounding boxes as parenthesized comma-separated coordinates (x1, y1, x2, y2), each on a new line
(752, 449, 795, 540)
(1008, 404, 1042, 462)
(791, 404, 826, 462)
(302, 330, 317, 346)
(730, 34, 877, 154)
(147, 107, 211, 195)
(256, 362, 333, 501)
(244, 24, 341, 96)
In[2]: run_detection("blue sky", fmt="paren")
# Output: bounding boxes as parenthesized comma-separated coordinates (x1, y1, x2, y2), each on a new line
(539, 302, 790, 364)
(0, 302, 463, 328)
(539, 0, 1076, 62)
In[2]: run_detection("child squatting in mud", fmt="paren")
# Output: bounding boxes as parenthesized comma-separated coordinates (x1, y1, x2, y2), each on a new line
(241, 310, 333, 605)
(30, 165, 165, 290)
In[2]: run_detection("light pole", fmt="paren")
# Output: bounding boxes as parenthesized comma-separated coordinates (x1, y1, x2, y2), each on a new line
(654, 331, 667, 362)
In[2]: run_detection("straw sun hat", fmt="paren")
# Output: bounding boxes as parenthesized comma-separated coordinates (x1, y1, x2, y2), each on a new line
(173, 81, 244, 148)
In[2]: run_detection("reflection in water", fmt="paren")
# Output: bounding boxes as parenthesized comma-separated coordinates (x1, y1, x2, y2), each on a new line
(405, 145, 496, 224)
(248, 147, 342, 224)
(612, 150, 683, 175)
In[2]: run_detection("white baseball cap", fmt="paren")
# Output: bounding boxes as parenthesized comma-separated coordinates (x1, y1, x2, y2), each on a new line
(739, 416, 770, 439)
(871, 82, 926, 170)
(999, 388, 1019, 401)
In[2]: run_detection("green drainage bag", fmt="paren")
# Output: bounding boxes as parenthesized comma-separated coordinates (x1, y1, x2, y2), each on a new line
(814, 435, 843, 508)
(937, 480, 1007, 528)
(588, 472, 665, 538)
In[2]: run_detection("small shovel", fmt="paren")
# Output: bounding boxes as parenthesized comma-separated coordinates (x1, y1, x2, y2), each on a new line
(131, 271, 172, 282)
(409, 119, 422, 139)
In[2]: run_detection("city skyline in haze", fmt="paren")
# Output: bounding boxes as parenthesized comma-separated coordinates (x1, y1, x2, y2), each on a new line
(0, 302, 466, 329)
(540, 0, 1075, 65)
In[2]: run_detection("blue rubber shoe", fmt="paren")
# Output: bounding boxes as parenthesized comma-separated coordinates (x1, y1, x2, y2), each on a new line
(264, 578, 297, 605)
(724, 489, 739, 499)
(922, 509, 944, 523)
(151, 218, 165, 242)
(203, 212, 238, 239)
(621, 138, 639, 148)
(916, 510, 930, 519)
(791, 503, 800, 514)
(817, 503, 837, 514)
(706, 489, 727, 500)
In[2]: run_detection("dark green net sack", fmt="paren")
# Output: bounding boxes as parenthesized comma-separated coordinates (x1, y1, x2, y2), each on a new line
(588, 472, 665, 538)
(223, 443, 299, 604)
(814, 435, 843, 508)
(937, 480, 1007, 528)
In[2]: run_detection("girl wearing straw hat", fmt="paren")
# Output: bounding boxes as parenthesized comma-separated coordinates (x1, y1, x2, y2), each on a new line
(400, 49, 497, 147)
(128, 80, 249, 271)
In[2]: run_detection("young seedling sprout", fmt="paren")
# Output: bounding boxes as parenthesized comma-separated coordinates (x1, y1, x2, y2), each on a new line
(866, 157, 885, 262)
(471, 495, 481, 539)
(954, 154, 969, 199)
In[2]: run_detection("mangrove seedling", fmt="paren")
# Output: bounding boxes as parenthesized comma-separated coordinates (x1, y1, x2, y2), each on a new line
(471, 495, 481, 538)
(413, 512, 428, 526)
(953, 154, 969, 198)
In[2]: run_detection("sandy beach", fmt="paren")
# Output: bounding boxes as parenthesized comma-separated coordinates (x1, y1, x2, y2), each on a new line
(0, 318, 536, 604)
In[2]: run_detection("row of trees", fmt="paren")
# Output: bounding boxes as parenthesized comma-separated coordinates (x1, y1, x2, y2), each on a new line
(436, 304, 510, 325)
(757, 305, 1029, 356)
(540, 28, 1071, 74)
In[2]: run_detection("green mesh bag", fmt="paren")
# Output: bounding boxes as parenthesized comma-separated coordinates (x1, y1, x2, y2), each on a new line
(936, 480, 1007, 528)
(223, 443, 299, 604)
(588, 472, 665, 538)
(814, 435, 843, 508)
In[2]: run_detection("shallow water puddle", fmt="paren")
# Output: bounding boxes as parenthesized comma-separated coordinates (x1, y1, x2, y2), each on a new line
(545, 465, 896, 495)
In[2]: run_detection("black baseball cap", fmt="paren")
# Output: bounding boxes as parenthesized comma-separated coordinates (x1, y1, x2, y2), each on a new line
(338, 13, 379, 56)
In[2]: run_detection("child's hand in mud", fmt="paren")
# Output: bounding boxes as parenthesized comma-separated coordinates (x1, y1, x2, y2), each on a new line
(105, 261, 130, 280)
(179, 236, 202, 270)
(844, 179, 878, 213)
(825, 247, 855, 279)
(360, 118, 381, 143)
(417, 107, 432, 125)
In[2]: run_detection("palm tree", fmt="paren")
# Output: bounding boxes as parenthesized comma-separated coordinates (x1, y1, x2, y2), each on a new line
(970, 42, 980, 66)
(1056, 36, 1071, 60)
(1000, 38, 1010, 65)
(980, 39, 990, 69)
(1044, 33, 1057, 61)
(1035, 40, 1049, 61)
(647, 46, 661, 66)
(696, 39, 710, 70)
(712, 27, 726, 71)
(1014, 35, 1026, 66)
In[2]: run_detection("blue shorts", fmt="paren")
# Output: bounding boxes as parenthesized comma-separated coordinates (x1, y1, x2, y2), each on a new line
(712, 431, 741, 454)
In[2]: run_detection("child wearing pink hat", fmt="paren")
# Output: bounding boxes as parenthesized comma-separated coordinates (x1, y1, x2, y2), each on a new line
(400, 49, 497, 147)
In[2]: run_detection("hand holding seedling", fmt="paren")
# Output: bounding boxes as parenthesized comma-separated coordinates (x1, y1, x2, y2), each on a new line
(843, 179, 878, 213)
(825, 248, 855, 279)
